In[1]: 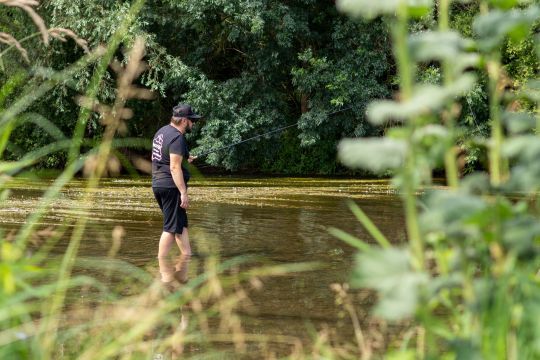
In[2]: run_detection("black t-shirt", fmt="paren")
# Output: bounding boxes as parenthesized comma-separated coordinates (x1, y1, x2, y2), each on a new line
(151, 124, 190, 188)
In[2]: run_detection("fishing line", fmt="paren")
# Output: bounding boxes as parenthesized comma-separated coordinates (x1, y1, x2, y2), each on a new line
(194, 106, 352, 158)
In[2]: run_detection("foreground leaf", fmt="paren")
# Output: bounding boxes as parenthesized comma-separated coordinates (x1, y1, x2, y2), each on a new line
(503, 111, 536, 134)
(409, 31, 474, 62)
(336, 0, 433, 19)
(366, 74, 476, 124)
(473, 6, 540, 51)
(338, 138, 407, 173)
(352, 248, 428, 320)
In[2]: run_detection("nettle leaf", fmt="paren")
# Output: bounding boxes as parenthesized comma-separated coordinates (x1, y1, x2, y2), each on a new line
(351, 248, 428, 320)
(336, 0, 433, 20)
(460, 173, 491, 195)
(449, 339, 483, 360)
(409, 31, 475, 62)
(503, 135, 540, 161)
(506, 165, 540, 193)
(338, 138, 407, 173)
(367, 74, 476, 124)
(503, 111, 536, 134)
(412, 124, 449, 142)
(420, 190, 488, 235)
(451, 53, 481, 77)
(413, 125, 449, 165)
(486, 0, 520, 10)
(536, 33, 540, 61)
(473, 6, 540, 52)
(519, 79, 540, 102)
(502, 216, 540, 256)
(427, 273, 463, 295)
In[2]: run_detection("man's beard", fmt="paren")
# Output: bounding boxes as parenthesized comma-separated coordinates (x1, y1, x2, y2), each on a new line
(185, 126, 192, 134)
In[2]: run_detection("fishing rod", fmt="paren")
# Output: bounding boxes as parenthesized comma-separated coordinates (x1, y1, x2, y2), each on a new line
(194, 106, 352, 158)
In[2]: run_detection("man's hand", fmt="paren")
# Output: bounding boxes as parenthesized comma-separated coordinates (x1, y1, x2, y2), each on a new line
(180, 191, 189, 209)
(188, 155, 198, 163)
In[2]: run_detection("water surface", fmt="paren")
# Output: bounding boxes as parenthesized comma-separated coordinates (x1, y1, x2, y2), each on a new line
(2, 176, 406, 354)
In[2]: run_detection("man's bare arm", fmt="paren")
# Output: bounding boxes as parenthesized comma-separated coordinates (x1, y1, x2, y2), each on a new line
(170, 153, 189, 208)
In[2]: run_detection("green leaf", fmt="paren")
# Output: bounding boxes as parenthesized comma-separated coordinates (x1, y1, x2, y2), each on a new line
(366, 74, 476, 124)
(519, 79, 540, 102)
(503, 135, 540, 161)
(505, 165, 540, 193)
(486, 0, 519, 10)
(412, 124, 449, 142)
(460, 173, 491, 195)
(351, 248, 428, 320)
(503, 111, 536, 134)
(420, 190, 488, 236)
(502, 136, 540, 191)
(473, 6, 540, 52)
(449, 339, 483, 360)
(336, 0, 433, 19)
(0, 189, 10, 202)
(338, 138, 406, 173)
(502, 216, 540, 255)
(385, 350, 416, 360)
(409, 31, 475, 62)
(450, 53, 481, 78)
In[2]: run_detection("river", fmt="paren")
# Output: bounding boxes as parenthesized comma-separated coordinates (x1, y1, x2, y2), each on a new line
(1, 176, 406, 357)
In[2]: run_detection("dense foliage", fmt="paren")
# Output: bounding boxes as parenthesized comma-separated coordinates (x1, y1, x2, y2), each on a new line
(1, 0, 392, 174)
(2, 1, 539, 174)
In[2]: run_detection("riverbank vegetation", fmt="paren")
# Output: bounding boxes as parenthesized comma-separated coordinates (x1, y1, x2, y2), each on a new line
(3, 0, 537, 175)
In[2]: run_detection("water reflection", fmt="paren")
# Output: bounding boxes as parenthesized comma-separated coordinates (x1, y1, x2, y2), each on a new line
(158, 255, 190, 356)
(159, 254, 191, 286)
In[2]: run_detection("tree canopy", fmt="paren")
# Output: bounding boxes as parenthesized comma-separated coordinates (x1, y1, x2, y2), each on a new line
(1, 1, 538, 174)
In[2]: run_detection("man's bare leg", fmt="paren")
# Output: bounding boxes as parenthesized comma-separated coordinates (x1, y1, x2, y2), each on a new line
(158, 231, 175, 258)
(175, 227, 191, 255)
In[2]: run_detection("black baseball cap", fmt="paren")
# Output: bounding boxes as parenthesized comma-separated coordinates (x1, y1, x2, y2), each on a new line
(172, 104, 203, 121)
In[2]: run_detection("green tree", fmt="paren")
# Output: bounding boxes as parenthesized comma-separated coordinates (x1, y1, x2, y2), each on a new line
(1, 0, 393, 174)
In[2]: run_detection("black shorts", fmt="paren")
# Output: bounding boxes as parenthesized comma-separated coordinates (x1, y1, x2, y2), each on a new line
(152, 187, 188, 234)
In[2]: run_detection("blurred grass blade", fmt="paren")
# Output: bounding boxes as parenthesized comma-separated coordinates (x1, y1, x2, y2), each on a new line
(347, 200, 391, 248)
(0, 121, 14, 159)
(16, 113, 67, 140)
(110, 149, 140, 179)
(0, 139, 74, 173)
(0, 72, 27, 108)
(328, 227, 372, 252)
(0, 73, 27, 157)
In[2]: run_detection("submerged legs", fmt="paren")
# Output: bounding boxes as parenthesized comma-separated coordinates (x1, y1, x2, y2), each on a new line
(175, 227, 191, 256)
(158, 228, 191, 257)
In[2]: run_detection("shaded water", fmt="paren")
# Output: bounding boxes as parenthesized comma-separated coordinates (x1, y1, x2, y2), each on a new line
(2, 176, 406, 353)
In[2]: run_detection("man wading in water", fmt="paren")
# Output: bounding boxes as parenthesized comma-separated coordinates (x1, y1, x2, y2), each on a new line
(152, 104, 201, 257)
